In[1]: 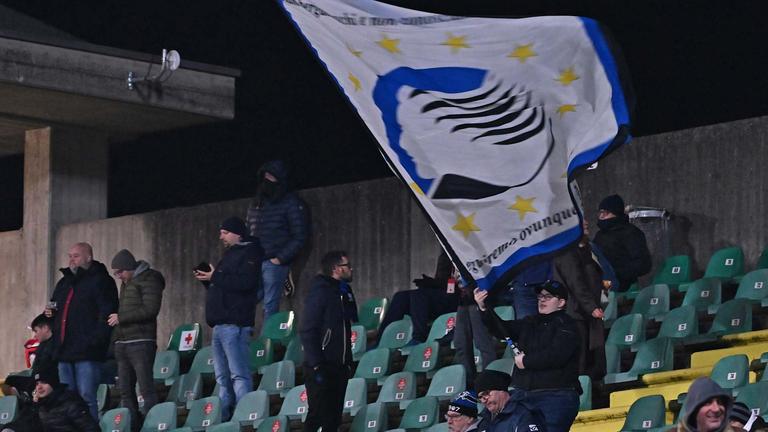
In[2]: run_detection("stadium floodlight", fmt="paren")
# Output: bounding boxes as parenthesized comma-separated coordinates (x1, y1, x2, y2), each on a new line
(127, 49, 181, 90)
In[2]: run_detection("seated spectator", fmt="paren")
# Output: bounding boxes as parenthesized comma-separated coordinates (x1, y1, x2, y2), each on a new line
(675, 377, 733, 432)
(475, 280, 581, 432)
(729, 401, 765, 431)
(474, 370, 545, 432)
(446, 391, 479, 432)
(33, 369, 99, 432)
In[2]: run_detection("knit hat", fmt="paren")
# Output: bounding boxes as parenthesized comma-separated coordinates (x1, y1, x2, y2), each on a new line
(34, 367, 60, 387)
(448, 391, 478, 417)
(535, 280, 569, 301)
(598, 194, 625, 216)
(730, 401, 751, 426)
(220, 216, 247, 237)
(475, 370, 511, 393)
(111, 249, 138, 271)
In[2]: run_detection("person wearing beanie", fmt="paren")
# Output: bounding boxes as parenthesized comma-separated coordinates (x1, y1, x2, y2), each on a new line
(473, 369, 545, 432)
(593, 193, 651, 292)
(676, 377, 735, 432)
(475, 280, 581, 432)
(446, 391, 480, 432)
(730, 402, 751, 430)
(246, 160, 309, 318)
(108, 248, 165, 431)
(34, 368, 99, 432)
(194, 216, 265, 421)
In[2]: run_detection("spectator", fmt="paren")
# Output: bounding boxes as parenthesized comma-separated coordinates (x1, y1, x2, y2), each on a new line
(593, 194, 652, 292)
(108, 249, 165, 432)
(446, 391, 480, 432)
(194, 217, 264, 420)
(246, 160, 309, 319)
(675, 377, 734, 432)
(33, 368, 99, 432)
(474, 370, 545, 432)
(475, 280, 581, 432)
(300, 251, 358, 432)
(504, 260, 553, 320)
(46, 242, 118, 419)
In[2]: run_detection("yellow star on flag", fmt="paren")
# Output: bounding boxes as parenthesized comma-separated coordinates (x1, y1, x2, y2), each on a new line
(556, 67, 580, 86)
(441, 33, 469, 53)
(508, 43, 537, 63)
(377, 35, 401, 54)
(508, 195, 538, 220)
(347, 45, 363, 57)
(410, 182, 425, 196)
(452, 212, 481, 239)
(348, 72, 361, 92)
(556, 104, 577, 117)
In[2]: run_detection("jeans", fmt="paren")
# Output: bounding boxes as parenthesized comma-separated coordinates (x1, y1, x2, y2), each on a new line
(58, 360, 100, 419)
(115, 341, 157, 431)
(262, 260, 290, 320)
(510, 282, 538, 319)
(453, 304, 497, 386)
(212, 324, 253, 420)
(523, 389, 579, 432)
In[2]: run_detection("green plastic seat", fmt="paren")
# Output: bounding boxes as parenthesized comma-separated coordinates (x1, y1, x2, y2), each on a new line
(100, 407, 131, 432)
(473, 347, 483, 372)
(231, 390, 269, 428)
(605, 343, 620, 375)
(379, 315, 413, 350)
(278, 384, 308, 420)
(734, 269, 768, 306)
(153, 350, 181, 386)
(283, 337, 304, 365)
(166, 372, 203, 407)
(705, 298, 752, 337)
(398, 396, 439, 429)
(736, 382, 768, 417)
(255, 416, 289, 432)
(605, 337, 674, 384)
(376, 371, 417, 406)
(189, 345, 215, 377)
(704, 246, 745, 283)
(426, 364, 466, 401)
(350, 403, 388, 432)
(167, 323, 202, 360)
(710, 354, 749, 392)
(353, 347, 391, 384)
(140, 401, 178, 432)
(97, 383, 110, 415)
(630, 284, 670, 321)
(656, 305, 699, 342)
(758, 247, 768, 270)
(183, 396, 222, 430)
(493, 305, 515, 321)
(403, 341, 441, 376)
(424, 423, 449, 432)
(603, 291, 618, 328)
(620, 394, 666, 431)
(344, 377, 368, 416)
(358, 297, 389, 331)
(605, 313, 645, 351)
(0, 395, 19, 425)
(257, 360, 295, 396)
(578, 375, 592, 411)
(486, 358, 515, 377)
(261, 311, 296, 345)
(351, 324, 367, 361)
(620, 282, 643, 301)
(250, 336, 274, 373)
(206, 421, 240, 432)
(426, 312, 457, 342)
(652, 255, 692, 288)
(681, 278, 722, 312)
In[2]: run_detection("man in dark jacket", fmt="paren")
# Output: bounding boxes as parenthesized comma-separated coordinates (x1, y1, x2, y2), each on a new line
(33, 368, 99, 432)
(474, 370, 546, 432)
(674, 377, 734, 432)
(195, 217, 264, 420)
(300, 250, 358, 432)
(108, 249, 165, 432)
(593, 194, 652, 292)
(246, 160, 309, 319)
(45, 242, 118, 420)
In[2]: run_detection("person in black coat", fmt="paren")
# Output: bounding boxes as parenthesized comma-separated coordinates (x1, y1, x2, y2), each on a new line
(300, 250, 358, 432)
(33, 369, 99, 432)
(593, 194, 652, 292)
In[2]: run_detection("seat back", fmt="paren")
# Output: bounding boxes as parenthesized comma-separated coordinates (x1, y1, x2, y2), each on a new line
(250, 336, 274, 372)
(379, 316, 414, 350)
(257, 360, 295, 396)
(153, 350, 180, 385)
(377, 371, 417, 404)
(486, 358, 515, 376)
(97, 383, 110, 415)
(0, 395, 17, 426)
(681, 278, 722, 311)
(350, 403, 388, 432)
(710, 354, 749, 390)
(189, 345, 215, 376)
(353, 347, 391, 382)
(652, 255, 692, 286)
(630, 284, 670, 320)
(578, 375, 592, 411)
(100, 407, 131, 432)
(184, 396, 222, 429)
(736, 382, 768, 417)
(207, 421, 240, 432)
(758, 247, 768, 270)
(261, 311, 296, 345)
(403, 341, 441, 374)
(605, 313, 645, 349)
(657, 305, 699, 340)
(139, 401, 178, 432)
(278, 385, 308, 419)
(707, 298, 752, 336)
(704, 247, 745, 279)
(493, 305, 515, 321)
(734, 269, 768, 302)
(621, 394, 666, 431)
(167, 322, 202, 356)
(256, 416, 289, 432)
(343, 377, 368, 416)
(426, 312, 457, 342)
(358, 297, 389, 331)
(167, 372, 203, 406)
(398, 396, 439, 429)
(283, 337, 304, 365)
(231, 390, 270, 427)
(351, 324, 367, 361)
(426, 364, 466, 400)
(627, 337, 674, 376)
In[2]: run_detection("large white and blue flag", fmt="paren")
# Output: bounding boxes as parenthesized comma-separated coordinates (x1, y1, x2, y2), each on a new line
(280, 0, 632, 290)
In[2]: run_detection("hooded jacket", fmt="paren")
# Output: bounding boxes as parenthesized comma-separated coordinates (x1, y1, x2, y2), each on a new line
(37, 386, 99, 432)
(50, 261, 118, 362)
(246, 160, 309, 264)
(676, 377, 734, 432)
(593, 215, 652, 291)
(476, 390, 546, 432)
(112, 261, 165, 343)
(204, 237, 264, 327)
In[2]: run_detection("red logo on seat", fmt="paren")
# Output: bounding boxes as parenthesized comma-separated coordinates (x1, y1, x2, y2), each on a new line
(114, 413, 122, 424)
(446, 317, 456, 330)
(204, 402, 213, 415)
(423, 347, 433, 360)
(397, 377, 407, 390)
(272, 419, 282, 432)
(350, 331, 358, 343)
(300, 389, 308, 402)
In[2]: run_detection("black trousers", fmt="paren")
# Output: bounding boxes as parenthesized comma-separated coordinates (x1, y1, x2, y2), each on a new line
(115, 341, 157, 432)
(303, 364, 349, 432)
(378, 289, 458, 342)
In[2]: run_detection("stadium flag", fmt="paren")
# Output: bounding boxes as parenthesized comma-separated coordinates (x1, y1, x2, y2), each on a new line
(279, 0, 632, 290)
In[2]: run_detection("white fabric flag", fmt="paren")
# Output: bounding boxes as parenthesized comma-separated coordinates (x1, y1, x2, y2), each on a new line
(280, 0, 631, 289)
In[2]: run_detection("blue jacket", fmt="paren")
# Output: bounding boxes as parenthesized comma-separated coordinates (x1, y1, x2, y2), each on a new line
(300, 275, 358, 369)
(204, 238, 264, 327)
(477, 391, 547, 432)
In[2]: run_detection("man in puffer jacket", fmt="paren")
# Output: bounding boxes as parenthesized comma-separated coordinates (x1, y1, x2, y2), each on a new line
(108, 249, 165, 432)
(33, 369, 98, 432)
(246, 160, 309, 319)
(674, 377, 735, 432)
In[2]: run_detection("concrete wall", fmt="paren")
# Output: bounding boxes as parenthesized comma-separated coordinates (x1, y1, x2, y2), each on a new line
(0, 231, 25, 372)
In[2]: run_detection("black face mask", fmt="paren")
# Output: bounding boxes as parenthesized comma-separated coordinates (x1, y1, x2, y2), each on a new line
(257, 180, 280, 201)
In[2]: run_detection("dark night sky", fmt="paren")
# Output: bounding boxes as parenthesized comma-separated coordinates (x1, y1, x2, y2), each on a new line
(0, 0, 766, 229)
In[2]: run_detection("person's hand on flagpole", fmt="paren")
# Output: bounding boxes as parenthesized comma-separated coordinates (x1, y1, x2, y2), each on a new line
(474, 288, 488, 311)
(194, 265, 215, 281)
(514, 353, 526, 369)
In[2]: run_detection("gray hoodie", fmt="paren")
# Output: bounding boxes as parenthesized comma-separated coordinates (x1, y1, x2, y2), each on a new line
(678, 377, 734, 432)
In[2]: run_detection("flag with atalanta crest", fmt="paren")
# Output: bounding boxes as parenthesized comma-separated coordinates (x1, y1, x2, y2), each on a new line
(279, 0, 632, 290)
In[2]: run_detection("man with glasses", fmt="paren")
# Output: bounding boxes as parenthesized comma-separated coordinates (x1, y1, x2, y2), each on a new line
(474, 369, 545, 432)
(446, 391, 479, 432)
(475, 280, 581, 432)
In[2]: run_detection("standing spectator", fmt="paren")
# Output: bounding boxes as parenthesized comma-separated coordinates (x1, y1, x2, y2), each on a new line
(194, 217, 263, 420)
(474, 370, 545, 432)
(46, 242, 118, 420)
(300, 251, 358, 432)
(675, 377, 734, 432)
(108, 249, 165, 432)
(446, 391, 480, 432)
(593, 194, 652, 292)
(33, 368, 99, 432)
(246, 160, 309, 319)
